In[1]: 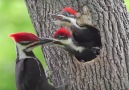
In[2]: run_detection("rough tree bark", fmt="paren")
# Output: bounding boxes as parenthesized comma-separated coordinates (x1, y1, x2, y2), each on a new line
(24, 0, 129, 90)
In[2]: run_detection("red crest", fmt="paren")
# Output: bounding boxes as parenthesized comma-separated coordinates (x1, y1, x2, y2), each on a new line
(62, 7, 77, 16)
(53, 28, 71, 38)
(9, 32, 39, 42)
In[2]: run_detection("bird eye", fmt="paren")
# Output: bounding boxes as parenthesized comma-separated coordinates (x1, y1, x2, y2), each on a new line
(63, 12, 75, 18)
(58, 35, 68, 40)
(63, 12, 70, 16)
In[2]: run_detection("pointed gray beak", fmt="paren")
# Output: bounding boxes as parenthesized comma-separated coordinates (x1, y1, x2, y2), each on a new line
(48, 13, 64, 20)
(25, 37, 57, 49)
(39, 37, 55, 44)
(38, 37, 63, 45)
(48, 13, 57, 17)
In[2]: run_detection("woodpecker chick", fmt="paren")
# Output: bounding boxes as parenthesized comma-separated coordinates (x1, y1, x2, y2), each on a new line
(51, 7, 102, 55)
(52, 7, 77, 27)
(40, 28, 98, 62)
(10, 32, 55, 90)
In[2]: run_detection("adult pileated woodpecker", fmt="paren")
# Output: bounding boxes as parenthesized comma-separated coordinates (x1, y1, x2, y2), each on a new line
(10, 32, 55, 90)
(50, 7, 102, 55)
(40, 28, 98, 62)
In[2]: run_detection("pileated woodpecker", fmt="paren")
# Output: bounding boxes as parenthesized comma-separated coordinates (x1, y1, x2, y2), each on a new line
(10, 32, 55, 90)
(51, 7, 102, 55)
(40, 28, 98, 62)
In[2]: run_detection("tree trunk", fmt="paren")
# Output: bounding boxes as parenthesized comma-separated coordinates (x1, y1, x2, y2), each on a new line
(24, 0, 129, 90)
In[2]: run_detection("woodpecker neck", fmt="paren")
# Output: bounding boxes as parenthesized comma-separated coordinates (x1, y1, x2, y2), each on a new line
(16, 43, 35, 60)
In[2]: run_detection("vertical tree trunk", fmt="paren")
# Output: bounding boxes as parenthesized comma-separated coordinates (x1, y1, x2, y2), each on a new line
(24, 0, 129, 89)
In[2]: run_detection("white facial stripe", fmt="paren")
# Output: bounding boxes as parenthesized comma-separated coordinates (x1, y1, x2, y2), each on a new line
(60, 38, 84, 52)
(66, 17, 80, 28)
(16, 41, 40, 60)
(26, 41, 40, 49)
(16, 43, 28, 59)
(59, 15, 81, 29)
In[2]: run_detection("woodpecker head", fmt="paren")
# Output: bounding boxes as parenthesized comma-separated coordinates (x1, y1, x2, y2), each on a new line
(53, 28, 73, 46)
(50, 7, 79, 27)
(53, 28, 71, 40)
(10, 32, 50, 52)
(55, 7, 92, 27)
(53, 14, 79, 28)
(39, 28, 72, 48)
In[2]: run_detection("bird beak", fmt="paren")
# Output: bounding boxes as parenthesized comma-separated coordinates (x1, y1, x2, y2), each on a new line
(48, 13, 64, 20)
(48, 13, 58, 17)
(26, 37, 62, 49)
(38, 37, 55, 45)
(38, 37, 63, 46)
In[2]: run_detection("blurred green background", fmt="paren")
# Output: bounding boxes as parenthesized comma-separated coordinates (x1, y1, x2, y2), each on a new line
(0, 0, 45, 90)
(0, 0, 129, 90)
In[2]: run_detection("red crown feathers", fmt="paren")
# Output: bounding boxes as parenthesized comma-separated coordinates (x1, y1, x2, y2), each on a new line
(9, 32, 39, 42)
(62, 7, 77, 16)
(53, 28, 71, 38)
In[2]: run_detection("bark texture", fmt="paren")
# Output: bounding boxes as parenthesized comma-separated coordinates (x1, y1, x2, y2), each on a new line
(24, 0, 129, 90)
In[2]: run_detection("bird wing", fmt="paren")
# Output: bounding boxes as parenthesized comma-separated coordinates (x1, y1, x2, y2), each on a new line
(23, 57, 43, 89)
(15, 58, 26, 90)
(15, 57, 44, 90)
(24, 58, 56, 90)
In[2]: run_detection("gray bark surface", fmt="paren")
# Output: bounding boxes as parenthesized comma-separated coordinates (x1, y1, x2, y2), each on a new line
(24, 0, 129, 90)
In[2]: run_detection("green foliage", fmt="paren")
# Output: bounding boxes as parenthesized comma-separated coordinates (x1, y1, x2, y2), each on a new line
(0, 0, 46, 90)
(0, 0, 128, 90)
(125, 0, 129, 11)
